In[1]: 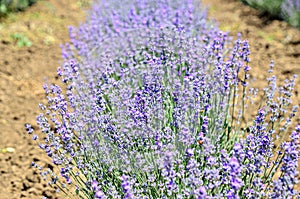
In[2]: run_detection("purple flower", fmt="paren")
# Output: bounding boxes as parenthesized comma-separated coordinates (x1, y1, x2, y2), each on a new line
(121, 175, 134, 199)
(95, 190, 105, 199)
(271, 125, 300, 198)
(26, 0, 299, 198)
(32, 134, 38, 140)
(198, 186, 207, 198)
(25, 123, 34, 134)
(92, 180, 98, 191)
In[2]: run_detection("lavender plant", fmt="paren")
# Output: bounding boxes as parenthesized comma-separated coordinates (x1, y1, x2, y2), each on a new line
(63, 0, 214, 62)
(240, 0, 283, 16)
(281, 0, 300, 28)
(26, 0, 299, 198)
(240, 0, 300, 28)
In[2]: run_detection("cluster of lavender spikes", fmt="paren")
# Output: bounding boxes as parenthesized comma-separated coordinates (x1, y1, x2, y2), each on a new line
(26, 0, 300, 198)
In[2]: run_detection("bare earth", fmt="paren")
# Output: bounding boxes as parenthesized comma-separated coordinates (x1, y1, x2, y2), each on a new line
(0, 0, 299, 198)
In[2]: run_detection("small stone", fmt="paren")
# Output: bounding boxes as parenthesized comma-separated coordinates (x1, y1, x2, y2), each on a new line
(0, 147, 15, 153)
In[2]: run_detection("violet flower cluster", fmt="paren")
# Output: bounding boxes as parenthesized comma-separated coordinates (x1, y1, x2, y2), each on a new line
(26, 0, 299, 198)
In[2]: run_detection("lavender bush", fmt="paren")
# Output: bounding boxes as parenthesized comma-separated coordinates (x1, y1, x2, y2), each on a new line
(26, 0, 299, 198)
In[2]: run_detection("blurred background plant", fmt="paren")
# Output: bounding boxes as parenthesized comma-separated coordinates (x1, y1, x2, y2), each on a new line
(10, 32, 32, 47)
(0, 0, 37, 17)
(240, 0, 300, 28)
(281, 0, 300, 28)
(241, 0, 283, 16)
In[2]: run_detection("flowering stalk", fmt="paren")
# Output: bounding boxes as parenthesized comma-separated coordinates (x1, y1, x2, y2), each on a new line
(26, 0, 299, 198)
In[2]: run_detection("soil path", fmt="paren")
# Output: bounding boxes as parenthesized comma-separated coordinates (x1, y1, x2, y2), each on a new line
(0, 0, 299, 198)
(0, 1, 87, 198)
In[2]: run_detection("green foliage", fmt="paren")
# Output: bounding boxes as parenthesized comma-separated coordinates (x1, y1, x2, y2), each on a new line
(10, 33, 32, 47)
(286, 12, 300, 28)
(240, 0, 300, 29)
(0, 0, 37, 16)
(0, 0, 12, 15)
(241, 0, 283, 16)
(281, 0, 300, 28)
